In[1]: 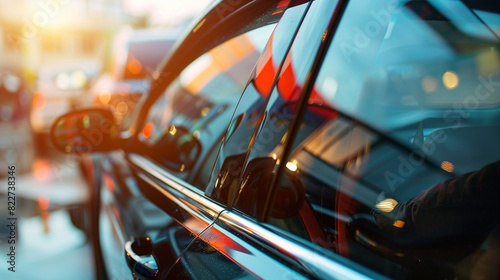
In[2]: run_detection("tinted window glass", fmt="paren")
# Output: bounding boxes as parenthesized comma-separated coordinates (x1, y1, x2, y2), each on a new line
(123, 40, 175, 80)
(207, 0, 340, 219)
(206, 0, 313, 208)
(138, 25, 276, 189)
(269, 0, 500, 279)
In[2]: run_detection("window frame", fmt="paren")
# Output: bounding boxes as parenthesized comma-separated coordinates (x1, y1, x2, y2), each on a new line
(256, 0, 350, 222)
(129, 0, 288, 136)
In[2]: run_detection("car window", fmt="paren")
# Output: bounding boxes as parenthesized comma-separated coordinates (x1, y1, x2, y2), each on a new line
(123, 40, 175, 80)
(205, 0, 310, 207)
(207, 0, 339, 218)
(136, 20, 277, 190)
(267, 0, 500, 279)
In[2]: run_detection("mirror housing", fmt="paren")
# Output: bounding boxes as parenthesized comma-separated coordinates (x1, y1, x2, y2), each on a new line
(50, 108, 120, 153)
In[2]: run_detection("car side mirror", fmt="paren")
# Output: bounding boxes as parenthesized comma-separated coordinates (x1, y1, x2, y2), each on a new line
(50, 108, 120, 153)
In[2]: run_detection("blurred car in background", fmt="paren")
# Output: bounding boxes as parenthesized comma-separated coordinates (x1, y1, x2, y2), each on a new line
(51, 0, 500, 279)
(90, 28, 180, 130)
(0, 68, 34, 242)
(0, 68, 34, 174)
(30, 60, 100, 145)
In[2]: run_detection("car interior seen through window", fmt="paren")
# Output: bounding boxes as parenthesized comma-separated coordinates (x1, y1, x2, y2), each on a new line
(263, 0, 500, 279)
(137, 13, 277, 190)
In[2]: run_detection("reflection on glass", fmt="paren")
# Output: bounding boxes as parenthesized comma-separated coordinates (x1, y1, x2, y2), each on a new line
(266, 1, 500, 279)
(285, 160, 298, 172)
(442, 71, 459, 90)
(421, 76, 438, 93)
(207, 0, 338, 214)
(440, 161, 454, 173)
(375, 198, 398, 213)
(142, 122, 153, 139)
(169, 124, 177, 135)
(138, 24, 277, 189)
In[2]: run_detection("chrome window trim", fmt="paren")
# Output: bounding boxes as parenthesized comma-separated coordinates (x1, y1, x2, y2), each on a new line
(113, 150, 142, 197)
(128, 155, 381, 279)
(102, 201, 127, 246)
(128, 153, 224, 222)
(136, 172, 215, 229)
(216, 210, 387, 280)
(199, 220, 309, 280)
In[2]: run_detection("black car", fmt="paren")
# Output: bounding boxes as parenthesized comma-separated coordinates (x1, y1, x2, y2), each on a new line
(51, 0, 500, 279)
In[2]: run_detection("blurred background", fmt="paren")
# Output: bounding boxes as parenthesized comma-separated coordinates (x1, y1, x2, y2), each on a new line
(0, 0, 210, 279)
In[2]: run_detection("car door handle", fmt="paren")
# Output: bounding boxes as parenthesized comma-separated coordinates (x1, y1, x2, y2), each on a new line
(125, 237, 159, 280)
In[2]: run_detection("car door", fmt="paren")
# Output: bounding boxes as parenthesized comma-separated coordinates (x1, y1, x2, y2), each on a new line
(164, 0, 315, 277)
(197, 0, 500, 279)
(166, 0, 383, 279)
(97, 1, 292, 279)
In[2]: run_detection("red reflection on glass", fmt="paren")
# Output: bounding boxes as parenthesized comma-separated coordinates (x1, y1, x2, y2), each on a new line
(254, 36, 276, 97)
(142, 122, 153, 139)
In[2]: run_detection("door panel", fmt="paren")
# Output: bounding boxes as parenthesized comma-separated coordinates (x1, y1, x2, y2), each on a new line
(130, 154, 223, 232)
(190, 210, 375, 280)
(98, 150, 215, 280)
(167, 237, 258, 280)
(197, 213, 309, 279)
(99, 151, 174, 280)
(124, 154, 225, 279)
(98, 1, 295, 279)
